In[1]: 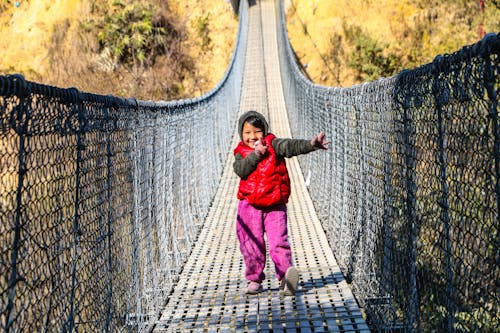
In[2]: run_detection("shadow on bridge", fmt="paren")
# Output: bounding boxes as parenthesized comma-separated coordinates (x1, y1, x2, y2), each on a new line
(153, 272, 365, 332)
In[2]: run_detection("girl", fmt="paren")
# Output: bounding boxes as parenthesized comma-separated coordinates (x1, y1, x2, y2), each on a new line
(233, 110, 328, 295)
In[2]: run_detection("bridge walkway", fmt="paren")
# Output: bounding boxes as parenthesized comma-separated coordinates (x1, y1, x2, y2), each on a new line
(153, 1, 369, 331)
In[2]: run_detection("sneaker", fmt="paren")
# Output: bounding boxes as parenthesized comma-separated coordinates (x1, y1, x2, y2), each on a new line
(246, 281, 263, 295)
(280, 266, 299, 296)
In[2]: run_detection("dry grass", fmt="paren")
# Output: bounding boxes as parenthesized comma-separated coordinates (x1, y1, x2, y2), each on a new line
(0, 0, 497, 95)
(0, 0, 81, 77)
(169, 0, 239, 97)
(0, 0, 238, 100)
(286, 0, 500, 87)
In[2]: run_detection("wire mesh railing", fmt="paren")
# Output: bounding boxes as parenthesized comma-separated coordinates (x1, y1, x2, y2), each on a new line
(276, 0, 499, 330)
(0, 2, 248, 331)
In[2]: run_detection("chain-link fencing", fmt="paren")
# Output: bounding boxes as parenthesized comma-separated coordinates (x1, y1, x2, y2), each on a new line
(0, 2, 248, 331)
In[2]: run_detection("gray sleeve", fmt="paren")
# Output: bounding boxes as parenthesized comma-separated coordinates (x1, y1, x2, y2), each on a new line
(233, 152, 262, 179)
(272, 138, 315, 158)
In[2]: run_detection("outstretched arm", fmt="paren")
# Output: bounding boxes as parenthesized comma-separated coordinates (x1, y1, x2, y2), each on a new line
(310, 131, 329, 150)
(273, 132, 329, 157)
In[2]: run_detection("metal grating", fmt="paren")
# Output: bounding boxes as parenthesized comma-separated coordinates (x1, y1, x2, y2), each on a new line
(153, 1, 369, 332)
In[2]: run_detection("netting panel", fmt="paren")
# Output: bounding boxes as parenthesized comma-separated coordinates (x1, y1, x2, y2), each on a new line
(0, 1, 248, 330)
(276, 0, 499, 330)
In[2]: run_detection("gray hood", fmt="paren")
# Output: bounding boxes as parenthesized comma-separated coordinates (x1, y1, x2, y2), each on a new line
(237, 110, 269, 141)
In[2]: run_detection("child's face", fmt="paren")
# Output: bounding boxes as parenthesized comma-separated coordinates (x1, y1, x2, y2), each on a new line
(242, 121, 264, 148)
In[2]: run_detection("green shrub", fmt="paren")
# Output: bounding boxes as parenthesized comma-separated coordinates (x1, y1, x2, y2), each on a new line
(94, 1, 167, 66)
(344, 24, 400, 81)
(194, 14, 212, 51)
(328, 32, 343, 84)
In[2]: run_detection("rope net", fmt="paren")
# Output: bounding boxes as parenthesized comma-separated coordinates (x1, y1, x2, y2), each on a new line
(0, 0, 498, 331)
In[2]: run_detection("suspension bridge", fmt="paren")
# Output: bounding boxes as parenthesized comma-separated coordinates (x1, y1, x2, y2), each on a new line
(1, 0, 499, 332)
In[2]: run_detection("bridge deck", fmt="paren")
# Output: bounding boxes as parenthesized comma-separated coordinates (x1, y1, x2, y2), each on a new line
(153, 1, 369, 331)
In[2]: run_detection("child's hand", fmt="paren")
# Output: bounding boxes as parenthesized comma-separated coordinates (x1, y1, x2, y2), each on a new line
(311, 132, 329, 150)
(254, 139, 268, 157)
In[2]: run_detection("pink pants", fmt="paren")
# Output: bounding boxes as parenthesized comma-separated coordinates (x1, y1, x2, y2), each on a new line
(236, 199, 293, 283)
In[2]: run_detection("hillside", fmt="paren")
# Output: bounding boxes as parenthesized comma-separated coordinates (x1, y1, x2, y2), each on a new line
(0, 0, 498, 99)
(286, 0, 500, 87)
(0, 0, 238, 100)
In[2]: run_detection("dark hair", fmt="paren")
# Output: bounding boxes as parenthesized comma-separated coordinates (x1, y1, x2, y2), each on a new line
(245, 115, 265, 131)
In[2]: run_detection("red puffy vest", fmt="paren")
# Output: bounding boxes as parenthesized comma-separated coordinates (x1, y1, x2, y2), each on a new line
(234, 133, 291, 207)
